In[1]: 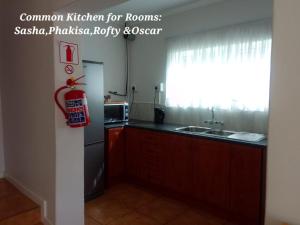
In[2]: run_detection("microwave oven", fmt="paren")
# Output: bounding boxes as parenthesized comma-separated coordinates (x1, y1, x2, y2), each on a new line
(104, 103, 129, 124)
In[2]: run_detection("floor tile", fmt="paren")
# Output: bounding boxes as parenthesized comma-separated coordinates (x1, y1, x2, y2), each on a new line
(0, 180, 18, 199)
(165, 210, 225, 225)
(85, 216, 102, 225)
(85, 197, 132, 225)
(108, 212, 159, 225)
(0, 193, 38, 221)
(86, 183, 228, 225)
(105, 184, 159, 209)
(0, 208, 41, 225)
(137, 197, 188, 224)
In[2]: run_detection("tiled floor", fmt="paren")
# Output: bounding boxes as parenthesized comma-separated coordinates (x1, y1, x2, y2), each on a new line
(0, 179, 233, 225)
(0, 179, 42, 225)
(85, 183, 232, 225)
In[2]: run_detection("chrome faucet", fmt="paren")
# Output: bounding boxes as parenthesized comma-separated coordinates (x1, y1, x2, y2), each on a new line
(211, 107, 215, 122)
(204, 107, 224, 130)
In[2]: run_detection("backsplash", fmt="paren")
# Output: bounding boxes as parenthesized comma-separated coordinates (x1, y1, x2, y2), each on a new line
(130, 102, 268, 134)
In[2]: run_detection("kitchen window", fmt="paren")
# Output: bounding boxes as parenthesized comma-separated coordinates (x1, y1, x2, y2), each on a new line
(166, 20, 272, 112)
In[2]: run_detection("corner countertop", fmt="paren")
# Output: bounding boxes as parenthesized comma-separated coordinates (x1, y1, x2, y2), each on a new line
(105, 120, 267, 148)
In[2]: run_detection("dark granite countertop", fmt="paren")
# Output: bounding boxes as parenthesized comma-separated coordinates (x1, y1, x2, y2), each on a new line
(105, 120, 267, 148)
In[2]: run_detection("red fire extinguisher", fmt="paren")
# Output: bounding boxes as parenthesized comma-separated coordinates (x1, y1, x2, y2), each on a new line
(65, 45, 74, 62)
(54, 75, 90, 128)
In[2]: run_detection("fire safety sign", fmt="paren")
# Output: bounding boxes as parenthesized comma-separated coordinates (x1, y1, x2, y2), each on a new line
(59, 41, 79, 65)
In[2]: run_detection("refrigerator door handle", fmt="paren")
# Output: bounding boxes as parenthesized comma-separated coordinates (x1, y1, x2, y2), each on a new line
(93, 163, 105, 189)
(85, 140, 105, 147)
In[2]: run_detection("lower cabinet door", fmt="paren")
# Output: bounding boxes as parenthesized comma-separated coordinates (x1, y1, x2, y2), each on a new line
(192, 139, 230, 210)
(229, 145, 263, 224)
(125, 128, 141, 180)
(139, 130, 168, 185)
(106, 127, 125, 186)
(163, 135, 193, 196)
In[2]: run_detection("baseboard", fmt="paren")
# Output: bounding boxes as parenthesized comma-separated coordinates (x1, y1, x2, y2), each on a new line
(42, 216, 54, 225)
(4, 173, 54, 225)
(4, 173, 44, 206)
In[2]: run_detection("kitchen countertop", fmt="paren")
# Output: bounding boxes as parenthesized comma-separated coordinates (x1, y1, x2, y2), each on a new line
(105, 120, 267, 148)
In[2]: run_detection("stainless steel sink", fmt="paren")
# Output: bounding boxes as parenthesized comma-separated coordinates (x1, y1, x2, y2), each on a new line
(175, 126, 211, 133)
(204, 130, 235, 137)
(175, 126, 236, 138)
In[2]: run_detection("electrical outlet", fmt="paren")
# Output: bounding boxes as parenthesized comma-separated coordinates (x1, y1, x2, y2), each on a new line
(160, 82, 164, 92)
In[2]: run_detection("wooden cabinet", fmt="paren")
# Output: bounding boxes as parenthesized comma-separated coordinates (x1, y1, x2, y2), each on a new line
(125, 127, 142, 181)
(125, 128, 168, 185)
(229, 145, 263, 225)
(105, 127, 125, 187)
(122, 127, 265, 225)
(163, 135, 193, 196)
(139, 130, 168, 185)
(125, 128, 194, 193)
(192, 139, 231, 210)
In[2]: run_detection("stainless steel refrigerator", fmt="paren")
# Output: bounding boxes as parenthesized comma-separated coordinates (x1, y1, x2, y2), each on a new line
(82, 60, 105, 201)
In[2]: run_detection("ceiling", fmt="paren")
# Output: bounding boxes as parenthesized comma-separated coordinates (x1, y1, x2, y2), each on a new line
(103, 0, 225, 15)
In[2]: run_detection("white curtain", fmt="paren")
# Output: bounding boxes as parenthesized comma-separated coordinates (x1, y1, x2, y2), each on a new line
(166, 20, 272, 113)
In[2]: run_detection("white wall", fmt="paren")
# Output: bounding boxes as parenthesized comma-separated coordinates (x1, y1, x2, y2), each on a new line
(266, 0, 300, 224)
(52, 0, 127, 13)
(0, 93, 4, 179)
(0, 2, 5, 178)
(81, 22, 127, 102)
(53, 16, 85, 225)
(1, 1, 56, 224)
(52, 0, 76, 11)
(129, 0, 273, 133)
(53, 1, 126, 225)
